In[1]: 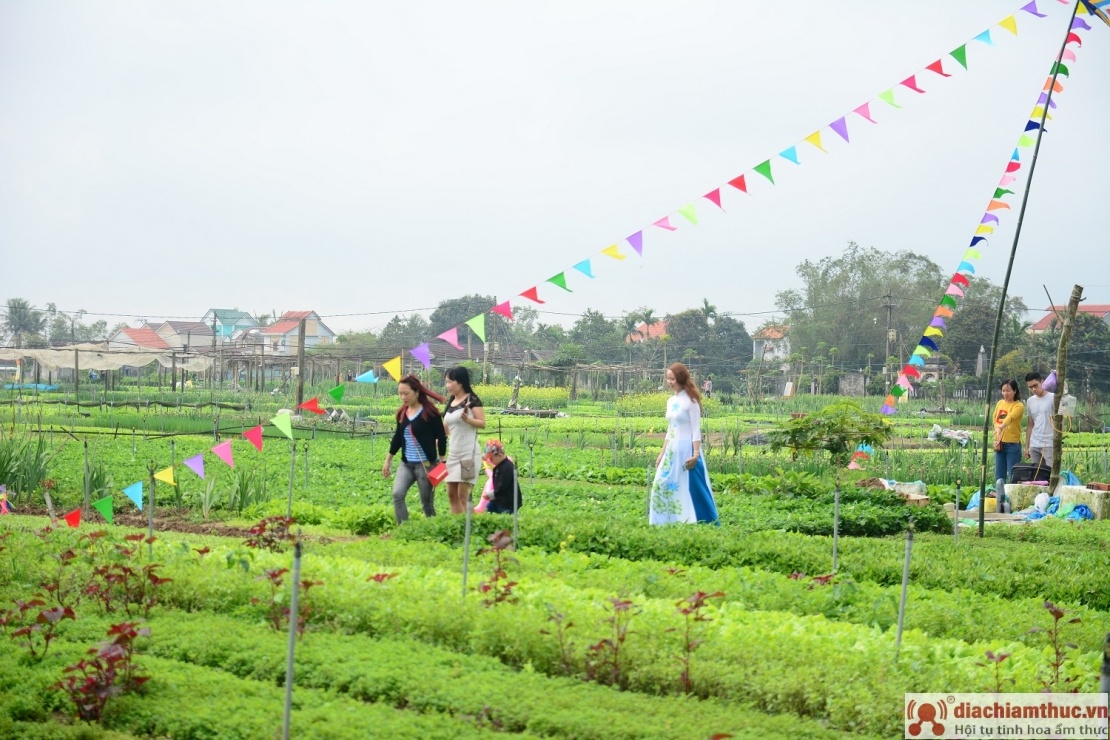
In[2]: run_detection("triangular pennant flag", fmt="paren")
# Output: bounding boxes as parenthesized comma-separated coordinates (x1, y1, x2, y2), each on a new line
(271, 412, 294, 440)
(1020, 1, 1046, 18)
(884, 395, 896, 406)
(973, 29, 994, 45)
(122, 481, 144, 510)
(925, 60, 951, 77)
(600, 245, 627, 261)
(829, 117, 849, 142)
(547, 273, 572, 292)
(899, 75, 925, 93)
(464, 315, 486, 342)
(1071, 16, 1091, 30)
(981, 213, 999, 225)
(941, 295, 958, 310)
(408, 343, 432, 370)
(1005, 161, 1021, 173)
(1061, 49, 1076, 63)
(956, 261, 975, 275)
(930, 317, 948, 329)
(964, 248, 982, 260)
(891, 385, 906, 398)
(999, 15, 1019, 35)
(945, 284, 965, 298)
(211, 441, 234, 469)
(987, 200, 1011, 211)
(63, 509, 81, 528)
(924, 328, 943, 340)
(951, 273, 971, 287)
(1043, 78, 1064, 93)
(969, 236, 986, 248)
(703, 190, 723, 211)
(975, 225, 994, 235)
(491, 301, 514, 320)
(1024, 120, 1042, 132)
(1011, 147, 1021, 161)
(727, 174, 748, 193)
(677, 204, 698, 224)
(573, 260, 595, 278)
(297, 396, 327, 415)
(328, 384, 345, 402)
(753, 160, 774, 184)
(880, 404, 895, 415)
(993, 188, 1014, 198)
(184, 454, 205, 479)
(154, 467, 175, 486)
(934, 307, 954, 319)
(384, 355, 404, 381)
(853, 103, 877, 123)
(627, 231, 644, 255)
(950, 45, 968, 69)
(1017, 134, 1036, 147)
(1035, 92, 1057, 108)
(244, 425, 264, 451)
(1064, 32, 1082, 47)
(999, 174, 1017, 186)
(903, 365, 922, 378)
(779, 146, 799, 165)
(804, 131, 826, 152)
(653, 216, 677, 231)
(354, 369, 378, 383)
(91, 496, 113, 525)
(920, 338, 940, 352)
(847, 461, 865, 470)
(878, 89, 901, 108)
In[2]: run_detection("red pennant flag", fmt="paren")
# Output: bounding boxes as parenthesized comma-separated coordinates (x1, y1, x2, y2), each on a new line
(703, 189, 723, 210)
(900, 75, 926, 93)
(297, 397, 326, 415)
(1065, 32, 1082, 46)
(519, 287, 545, 304)
(902, 365, 922, 379)
(951, 273, 970, 287)
(491, 301, 513, 320)
(244, 425, 264, 452)
(727, 174, 748, 194)
(62, 509, 81, 528)
(925, 60, 951, 77)
(1005, 161, 1021, 173)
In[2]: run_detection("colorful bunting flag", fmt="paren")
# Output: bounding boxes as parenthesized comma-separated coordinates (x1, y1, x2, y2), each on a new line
(244, 425, 264, 451)
(627, 231, 644, 255)
(753, 160, 774, 184)
(975, 225, 994, 235)
(62, 509, 81, 528)
(727, 174, 748, 193)
(184, 454, 205, 479)
(211, 441, 234, 469)
(491, 301, 514, 320)
(573, 260, 595, 278)
(946, 284, 965, 298)
(91, 496, 113, 525)
(1020, 1, 1046, 18)
(993, 188, 1014, 198)
(986, 199, 1011, 211)
(653, 216, 677, 231)
(880, 404, 895, 414)
(900, 75, 925, 93)
(951, 273, 970, 287)
(940, 295, 958, 310)
(903, 365, 922, 379)
(328, 384, 345, 402)
(973, 29, 994, 45)
(408, 343, 432, 370)
(677, 204, 698, 224)
(853, 103, 877, 123)
(519, 286, 545, 303)
(1017, 134, 1035, 147)
(878, 89, 901, 108)
(464, 315, 486, 342)
(981, 213, 999, 225)
(803, 131, 826, 152)
(909, 355, 926, 367)
(925, 60, 951, 77)
(964, 247, 982, 260)
(956, 261, 975, 275)
(382, 355, 403, 381)
(435, 328, 462, 351)
(547, 273, 572, 292)
(891, 385, 906, 398)
(999, 15, 1019, 35)
(924, 327, 943, 337)
(122, 481, 144, 510)
(934, 307, 954, 319)
(950, 45, 968, 70)
(930, 317, 947, 329)
(271, 412, 294, 440)
(829, 117, 850, 142)
(354, 369, 378, 383)
(779, 147, 800, 165)
(154, 467, 175, 485)
(601, 245, 627, 260)
(920, 338, 940, 352)
(297, 397, 327, 415)
(703, 190, 723, 211)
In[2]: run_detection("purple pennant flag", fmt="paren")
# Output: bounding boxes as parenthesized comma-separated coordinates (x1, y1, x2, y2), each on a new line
(981, 213, 1000, 225)
(1036, 92, 1057, 108)
(1072, 17, 1091, 30)
(626, 231, 643, 256)
(930, 317, 947, 329)
(880, 404, 895, 415)
(829, 117, 849, 143)
(409, 342, 432, 370)
(1020, 1, 1046, 17)
(184, 454, 205, 480)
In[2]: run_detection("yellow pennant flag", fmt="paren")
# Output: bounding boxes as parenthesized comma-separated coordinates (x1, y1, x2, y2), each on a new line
(975, 225, 994, 235)
(382, 355, 402, 382)
(271, 412, 294, 440)
(1030, 106, 1052, 121)
(924, 327, 943, 337)
(153, 467, 175, 485)
(601, 244, 627, 260)
(804, 131, 827, 152)
(998, 15, 1018, 36)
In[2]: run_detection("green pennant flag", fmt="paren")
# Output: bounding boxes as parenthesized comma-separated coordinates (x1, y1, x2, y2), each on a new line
(950, 45, 968, 70)
(327, 384, 344, 402)
(91, 496, 113, 525)
(878, 89, 901, 108)
(465, 314, 486, 342)
(941, 295, 958, 310)
(1051, 62, 1069, 77)
(677, 204, 698, 225)
(993, 188, 1014, 198)
(891, 385, 906, 398)
(271, 412, 294, 440)
(1017, 134, 1035, 147)
(546, 273, 572, 292)
(753, 160, 774, 184)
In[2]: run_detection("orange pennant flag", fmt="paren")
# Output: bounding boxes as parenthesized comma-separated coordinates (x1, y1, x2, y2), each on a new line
(986, 200, 1011, 211)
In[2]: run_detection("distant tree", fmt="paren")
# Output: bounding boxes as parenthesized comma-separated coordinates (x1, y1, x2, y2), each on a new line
(428, 294, 510, 347)
(2, 298, 46, 348)
(379, 314, 431, 350)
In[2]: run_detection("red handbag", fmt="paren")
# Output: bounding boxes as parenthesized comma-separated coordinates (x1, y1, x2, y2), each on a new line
(426, 462, 448, 487)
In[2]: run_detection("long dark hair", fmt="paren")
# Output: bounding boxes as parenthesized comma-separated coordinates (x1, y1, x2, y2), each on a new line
(395, 374, 446, 423)
(1000, 378, 1022, 402)
(669, 362, 702, 408)
(445, 366, 475, 395)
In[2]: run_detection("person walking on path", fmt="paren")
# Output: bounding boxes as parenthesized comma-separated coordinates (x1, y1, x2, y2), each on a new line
(383, 375, 447, 523)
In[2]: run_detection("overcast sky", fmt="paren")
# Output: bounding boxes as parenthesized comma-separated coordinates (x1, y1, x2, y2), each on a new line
(1, 1, 1106, 337)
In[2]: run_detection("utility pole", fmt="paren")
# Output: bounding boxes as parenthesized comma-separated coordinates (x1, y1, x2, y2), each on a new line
(295, 318, 307, 409)
(883, 293, 895, 393)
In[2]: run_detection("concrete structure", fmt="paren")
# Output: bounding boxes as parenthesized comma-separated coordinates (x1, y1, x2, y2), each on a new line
(752, 324, 790, 362)
(259, 311, 337, 355)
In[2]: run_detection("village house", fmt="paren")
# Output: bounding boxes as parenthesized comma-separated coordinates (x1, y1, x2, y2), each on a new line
(200, 309, 258, 340)
(152, 321, 214, 350)
(1026, 304, 1110, 334)
(752, 324, 790, 362)
(259, 311, 337, 355)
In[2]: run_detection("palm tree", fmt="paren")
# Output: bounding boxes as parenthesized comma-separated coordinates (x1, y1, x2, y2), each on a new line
(700, 298, 718, 326)
(639, 308, 659, 336)
(2, 298, 46, 348)
(621, 314, 643, 344)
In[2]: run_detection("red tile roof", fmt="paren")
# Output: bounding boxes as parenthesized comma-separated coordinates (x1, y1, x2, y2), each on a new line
(280, 310, 314, 320)
(1028, 304, 1110, 332)
(627, 320, 668, 343)
(753, 325, 787, 340)
(119, 326, 171, 349)
(261, 320, 299, 335)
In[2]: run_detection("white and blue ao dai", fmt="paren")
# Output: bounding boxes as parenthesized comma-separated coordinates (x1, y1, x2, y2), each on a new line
(649, 389, 719, 525)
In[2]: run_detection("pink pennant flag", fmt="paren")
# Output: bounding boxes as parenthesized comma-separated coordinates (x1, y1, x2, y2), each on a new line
(184, 454, 205, 480)
(1060, 49, 1076, 63)
(945, 284, 965, 298)
(829, 117, 850, 142)
(999, 174, 1017, 186)
(853, 103, 877, 123)
(243, 425, 264, 452)
(519, 287, 545, 304)
(626, 231, 644, 255)
(409, 343, 432, 370)
(437, 327, 463, 350)
(900, 75, 926, 93)
(703, 189, 723, 211)
(847, 461, 864, 470)
(212, 440, 234, 468)
(653, 216, 677, 232)
(897, 376, 914, 390)
(491, 301, 514, 320)
(925, 60, 951, 77)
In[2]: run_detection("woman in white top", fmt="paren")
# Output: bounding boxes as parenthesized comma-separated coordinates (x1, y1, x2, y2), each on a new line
(443, 366, 486, 515)
(650, 362, 719, 525)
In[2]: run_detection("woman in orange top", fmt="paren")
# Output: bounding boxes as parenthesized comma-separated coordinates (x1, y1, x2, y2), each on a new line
(993, 379, 1025, 484)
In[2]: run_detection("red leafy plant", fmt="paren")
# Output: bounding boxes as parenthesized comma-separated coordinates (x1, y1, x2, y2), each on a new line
(539, 606, 575, 676)
(83, 534, 171, 616)
(476, 530, 518, 606)
(367, 572, 398, 584)
(252, 568, 321, 637)
(672, 591, 724, 695)
(0, 595, 75, 659)
(978, 649, 1013, 694)
(584, 597, 640, 688)
(1028, 600, 1082, 692)
(244, 516, 298, 552)
(54, 621, 150, 722)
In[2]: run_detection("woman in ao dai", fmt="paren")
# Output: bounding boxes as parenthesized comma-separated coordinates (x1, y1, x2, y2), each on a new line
(649, 362, 719, 525)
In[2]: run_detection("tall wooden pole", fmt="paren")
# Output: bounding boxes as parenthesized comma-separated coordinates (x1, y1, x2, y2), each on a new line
(1049, 285, 1083, 492)
(295, 318, 307, 409)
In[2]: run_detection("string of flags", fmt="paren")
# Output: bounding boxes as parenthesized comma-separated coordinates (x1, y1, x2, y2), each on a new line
(880, 8, 1096, 415)
(345, 0, 1065, 385)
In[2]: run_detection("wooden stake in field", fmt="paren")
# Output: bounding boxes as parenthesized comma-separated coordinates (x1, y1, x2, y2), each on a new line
(894, 522, 914, 660)
(1049, 285, 1083, 492)
(283, 537, 302, 740)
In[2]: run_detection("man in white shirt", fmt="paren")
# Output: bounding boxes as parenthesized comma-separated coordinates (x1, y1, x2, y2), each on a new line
(1024, 371, 1055, 474)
